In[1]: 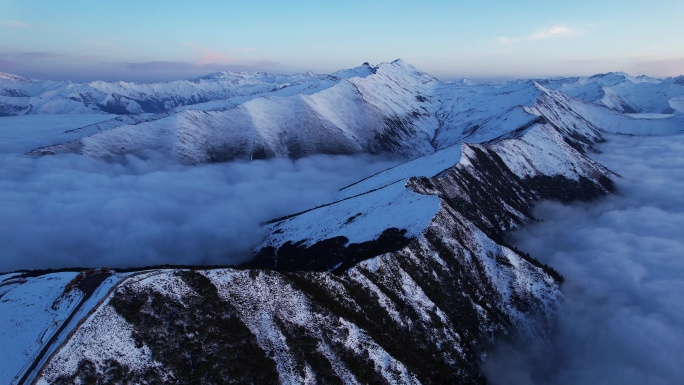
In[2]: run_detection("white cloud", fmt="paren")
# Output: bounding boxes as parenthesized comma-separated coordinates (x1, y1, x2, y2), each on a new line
(496, 36, 513, 44)
(498, 25, 585, 44)
(631, 57, 684, 77)
(530, 26, 583, 40)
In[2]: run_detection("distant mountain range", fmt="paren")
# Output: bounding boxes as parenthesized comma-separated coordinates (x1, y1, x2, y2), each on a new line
(2, 60, 682, 163)
(1, 61, 682, 384)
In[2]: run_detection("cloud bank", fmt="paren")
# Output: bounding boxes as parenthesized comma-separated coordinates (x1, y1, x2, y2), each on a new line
(124, 59, 278, 73)
(0, 116, 399, 272)
(0, 48, 279, 82)
(631, 57, 684, 78)
(484, 132, 684, 384)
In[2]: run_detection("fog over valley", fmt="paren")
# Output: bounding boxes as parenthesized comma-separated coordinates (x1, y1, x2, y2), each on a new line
(485, 132, 684, 385)
(0, 115, 399, 272)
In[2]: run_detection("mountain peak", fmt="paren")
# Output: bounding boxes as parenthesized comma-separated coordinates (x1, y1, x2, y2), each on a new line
(332, 62, 376, 79)
(367, 59, 413, 71)
(189, 71, 241, 81)
(587, 72, 632, 85)
(388, 58, 417, 70)
(374, 59, 433, 80)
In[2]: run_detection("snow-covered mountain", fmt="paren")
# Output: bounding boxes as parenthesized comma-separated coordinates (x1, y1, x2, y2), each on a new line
(540, 72, 684, 114)
(23, 60, 439, 162)
(11, 60, 682, 164)
(0, 68, 364, 116)
(1, 62, 682, 384)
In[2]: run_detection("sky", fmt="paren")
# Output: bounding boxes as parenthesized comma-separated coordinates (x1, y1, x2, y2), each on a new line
(1, 0, 683, 82)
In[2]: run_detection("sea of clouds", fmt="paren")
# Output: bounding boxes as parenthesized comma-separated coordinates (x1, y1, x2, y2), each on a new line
(0, 115, 399, 271)
(484, 132, 684, 384)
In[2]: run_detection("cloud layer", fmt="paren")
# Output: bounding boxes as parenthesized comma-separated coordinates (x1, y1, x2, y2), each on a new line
(0, 48, 279, 82)
(0, 117, 399, 272)
(124, 59, 278, 73)
(484, 132, 684, 384)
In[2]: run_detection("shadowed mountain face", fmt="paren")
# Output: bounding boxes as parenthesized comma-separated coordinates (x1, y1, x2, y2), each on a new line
(0, 62, 681, 384)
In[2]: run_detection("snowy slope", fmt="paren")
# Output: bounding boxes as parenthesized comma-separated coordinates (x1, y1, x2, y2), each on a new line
(22, 61, 541, 162)
(0, 272, 81, 385)
(263, 180, 440, 250)
(541, 72, 684, 114)
(0, 65, 372, 117)
(339, 143, 463, 198)
(430, 80, 542, 149)
(36, 271, 171, 385)
(532, 83, 684, 137)
(0, 114, 113, 154)
(0, 271, 128, 385)
(28, 60, 441, 162)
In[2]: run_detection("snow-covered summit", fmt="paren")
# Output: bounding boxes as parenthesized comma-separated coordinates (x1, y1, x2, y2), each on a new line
(331, 62, 375, 79)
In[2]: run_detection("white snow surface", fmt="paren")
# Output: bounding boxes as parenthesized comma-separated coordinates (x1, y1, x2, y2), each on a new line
(0, 114, 113, 154)
(263, 180, 440, 249)
(542, 72, 684, 114)
(0, 271, 130, 385)
(567, 99, 684, 136)
(38, 270, 175, 384)
(0, 272, 80, 385)
(431, 80, 542, 149)
(339, 144, 462, 199)
(493, 123, 596, 180)
(34, 60, 441, 162)
(0, 69, 362, 116)
(25, 273, 129, 384)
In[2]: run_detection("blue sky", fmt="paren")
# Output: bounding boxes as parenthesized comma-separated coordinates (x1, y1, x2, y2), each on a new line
(1, 0, 682, 81)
